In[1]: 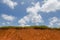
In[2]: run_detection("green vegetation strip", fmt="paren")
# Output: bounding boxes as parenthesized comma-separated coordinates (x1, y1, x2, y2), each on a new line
(0, 25, 60, 29)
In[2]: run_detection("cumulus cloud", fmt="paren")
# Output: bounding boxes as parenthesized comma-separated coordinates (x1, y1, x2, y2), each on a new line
(18, 14, 44, 26)
(6, 22, 10, 24)
(1, 14, 16, 21)
(48, 17, 60, 28)
(18, 15, 31, 26)
(41, 0, 60, 12)
(3, 0, 18, 9)
(2, 23, 6, 25)
(31, 14, 44, 25)
(2, 22, 10, 26)
(18, 2, 44, 26)
(18, 15, 30, 25)
(27, 2, 41, 14)
(21, 2, 25, 5)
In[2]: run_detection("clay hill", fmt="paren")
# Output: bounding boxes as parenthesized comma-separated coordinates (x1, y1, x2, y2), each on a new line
(0, 27, 60, 40)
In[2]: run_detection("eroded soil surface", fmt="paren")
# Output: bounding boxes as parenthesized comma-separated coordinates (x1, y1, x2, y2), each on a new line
(0, 28, 60, 40)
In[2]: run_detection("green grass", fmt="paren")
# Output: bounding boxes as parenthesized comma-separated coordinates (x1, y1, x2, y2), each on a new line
(0, 25, 60, 29)
(0, 25, 48, 28)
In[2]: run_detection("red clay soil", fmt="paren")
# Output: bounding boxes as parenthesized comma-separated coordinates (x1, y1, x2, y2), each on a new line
(0, 28, 60, 40)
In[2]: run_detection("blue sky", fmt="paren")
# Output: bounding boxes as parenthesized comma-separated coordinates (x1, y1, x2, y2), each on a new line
(0, 0, 60, 28)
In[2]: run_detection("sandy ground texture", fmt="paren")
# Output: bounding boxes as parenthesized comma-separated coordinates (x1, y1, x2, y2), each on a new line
(0, 28, 60, 40)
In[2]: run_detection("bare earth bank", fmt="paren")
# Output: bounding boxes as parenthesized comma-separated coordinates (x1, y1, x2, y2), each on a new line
(0, 28, 60, 40)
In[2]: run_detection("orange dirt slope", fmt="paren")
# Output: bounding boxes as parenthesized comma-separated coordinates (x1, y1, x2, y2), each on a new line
(0, 28, 60, 40)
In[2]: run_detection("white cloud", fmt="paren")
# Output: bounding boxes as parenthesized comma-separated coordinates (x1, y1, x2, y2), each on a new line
(2, 22, 10, 25)
(31, 14, 44, 25)
(21, 2, 24, 5)
(31, 2, 35, 5)
(3, 0, 17, 9)
(27, 2, 44, 25)
(18, 15, 31, 27)
(18, 14, 44, 26)
(26, 0, 60, 13)
(6, 22, 10, 24)
(18, 0, 60, 26)
(48, 17, 60, 28)
(18, 2, 44, 26)
(27, 2, 41, 14)
(2, 23, 6, 25)
(18, 14, 32, 26)
(1, 14, 16, 21)
(41, 0, 60, 12)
